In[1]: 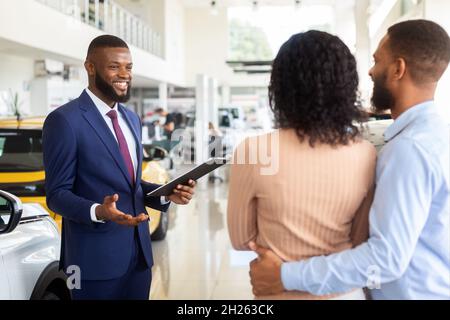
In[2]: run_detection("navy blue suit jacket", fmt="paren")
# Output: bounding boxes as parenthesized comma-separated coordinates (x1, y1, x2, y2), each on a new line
(43, 90, 170, 281)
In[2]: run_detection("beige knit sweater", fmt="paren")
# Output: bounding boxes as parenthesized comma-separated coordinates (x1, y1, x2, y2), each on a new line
(227, 129, 376, 299)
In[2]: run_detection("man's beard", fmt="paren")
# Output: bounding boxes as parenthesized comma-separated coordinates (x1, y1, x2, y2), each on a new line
(95, 72, 131, 103)
(371, 73, 395, 113)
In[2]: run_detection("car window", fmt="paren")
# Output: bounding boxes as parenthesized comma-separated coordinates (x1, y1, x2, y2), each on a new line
(219, 115, 231, 127)
(0, 129, 44, 172)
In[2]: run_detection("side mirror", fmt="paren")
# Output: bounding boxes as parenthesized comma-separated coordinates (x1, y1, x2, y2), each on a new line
(143, 145, 168, 162)
(0, 190, 23, 235)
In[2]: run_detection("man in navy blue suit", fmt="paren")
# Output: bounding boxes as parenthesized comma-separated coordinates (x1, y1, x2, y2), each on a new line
(42, 35, 196, 300)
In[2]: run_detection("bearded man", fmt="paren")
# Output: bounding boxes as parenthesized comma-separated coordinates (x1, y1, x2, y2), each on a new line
(43, 35, 195, 300)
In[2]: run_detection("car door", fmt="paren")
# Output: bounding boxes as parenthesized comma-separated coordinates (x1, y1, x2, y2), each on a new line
(0, 241, 11, 299)
(2, 204, 60, 299)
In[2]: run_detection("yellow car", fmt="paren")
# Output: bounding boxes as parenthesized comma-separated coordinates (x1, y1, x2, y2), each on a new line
(0, 117, 171, 240)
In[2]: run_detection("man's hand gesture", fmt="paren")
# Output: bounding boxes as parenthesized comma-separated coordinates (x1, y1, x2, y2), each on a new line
(96, 194, 149, 226)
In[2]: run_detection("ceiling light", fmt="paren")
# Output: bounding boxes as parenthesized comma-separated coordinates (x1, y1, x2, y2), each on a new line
(295, 0, 302, 11)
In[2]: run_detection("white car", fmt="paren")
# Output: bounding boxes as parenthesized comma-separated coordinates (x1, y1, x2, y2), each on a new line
(219, 106, 247, 130)
(0, 190, 70, 300)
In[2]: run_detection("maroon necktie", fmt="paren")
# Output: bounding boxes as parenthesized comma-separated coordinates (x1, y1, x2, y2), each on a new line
(106, 110, 135, 184)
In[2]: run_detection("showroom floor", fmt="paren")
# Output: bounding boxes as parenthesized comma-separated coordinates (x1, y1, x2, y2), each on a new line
(149, 166, 257, 300)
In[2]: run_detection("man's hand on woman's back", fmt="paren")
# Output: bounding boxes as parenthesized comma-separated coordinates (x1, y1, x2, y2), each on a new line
(249, 241, 285, 296)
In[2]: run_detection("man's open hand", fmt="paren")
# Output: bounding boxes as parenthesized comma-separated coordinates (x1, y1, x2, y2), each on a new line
(96, 194, 149, 226)
(166, 179, 196, 205)
(249, 241, 285, 296)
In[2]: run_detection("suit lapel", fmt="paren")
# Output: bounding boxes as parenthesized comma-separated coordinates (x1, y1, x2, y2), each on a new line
(78, 91, 133, 189)
(119, 104, 142, 186)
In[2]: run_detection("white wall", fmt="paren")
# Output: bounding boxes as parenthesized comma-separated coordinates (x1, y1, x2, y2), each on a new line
(423, 0, 450, 122)
(165, 0, 186, 86)
(355, 0, 372, 107)
(370, 0, 403, 50)
(185, 7, 230, 87)
(334, 0, 356, 49)
(0, 0, 186, 87)
(30, 75, 87, 116)
(423, 0, 450, 31)
(0, 53, 34, 116)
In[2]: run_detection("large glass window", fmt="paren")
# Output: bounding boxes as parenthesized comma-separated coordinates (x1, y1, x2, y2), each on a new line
(228, 5, 334, 61)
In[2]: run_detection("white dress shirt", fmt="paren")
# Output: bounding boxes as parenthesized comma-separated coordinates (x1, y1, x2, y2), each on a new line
(85, 89, 168, 223)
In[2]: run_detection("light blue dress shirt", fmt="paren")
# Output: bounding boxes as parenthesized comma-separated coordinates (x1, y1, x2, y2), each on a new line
(281, 101, 450, 299)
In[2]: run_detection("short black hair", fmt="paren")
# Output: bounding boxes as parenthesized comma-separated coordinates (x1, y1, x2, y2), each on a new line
(387, 19, 450, 84)
(269, 30, 366, 147)
(86, 35, 129, 57)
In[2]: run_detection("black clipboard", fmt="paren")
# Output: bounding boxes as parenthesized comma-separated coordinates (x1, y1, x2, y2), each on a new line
(146, 157, 228, 197)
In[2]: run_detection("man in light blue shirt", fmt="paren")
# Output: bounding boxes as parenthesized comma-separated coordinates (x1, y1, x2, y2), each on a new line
(248, 20, 450, 299)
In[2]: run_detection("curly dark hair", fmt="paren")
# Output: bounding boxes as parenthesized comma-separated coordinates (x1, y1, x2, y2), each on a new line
(269, 30, 366, 147)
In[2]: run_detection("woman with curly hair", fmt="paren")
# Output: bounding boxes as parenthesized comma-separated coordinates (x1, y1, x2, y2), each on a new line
(227, 31, 376, 300)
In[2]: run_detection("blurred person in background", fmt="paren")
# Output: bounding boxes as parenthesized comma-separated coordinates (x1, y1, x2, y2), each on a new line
(154, 108, 176, 140)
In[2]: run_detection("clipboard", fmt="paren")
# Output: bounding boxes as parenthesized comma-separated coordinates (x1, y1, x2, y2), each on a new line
(146, 157, 228, 197)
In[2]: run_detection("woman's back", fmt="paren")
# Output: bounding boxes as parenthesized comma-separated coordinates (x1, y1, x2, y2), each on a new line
(227, 129, 376, 299)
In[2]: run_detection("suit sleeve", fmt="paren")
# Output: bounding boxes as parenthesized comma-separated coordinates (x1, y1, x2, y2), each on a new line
(43, 111, 95, 226)
(134, 112, 171, 213)
(141, 181, 170, 212)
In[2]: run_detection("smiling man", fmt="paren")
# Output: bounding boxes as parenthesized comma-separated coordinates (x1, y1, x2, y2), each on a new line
(42, 35, 195, 300)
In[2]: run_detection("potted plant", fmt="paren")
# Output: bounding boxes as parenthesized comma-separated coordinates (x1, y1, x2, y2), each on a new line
(1, 89, 23, 122)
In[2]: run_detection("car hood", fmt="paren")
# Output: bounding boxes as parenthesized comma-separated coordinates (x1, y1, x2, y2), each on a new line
(21, 203, 49, 219)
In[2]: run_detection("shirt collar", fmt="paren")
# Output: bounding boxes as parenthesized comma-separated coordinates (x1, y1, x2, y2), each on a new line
(384, 100, 436, 142)
(85, 88, 118, 116)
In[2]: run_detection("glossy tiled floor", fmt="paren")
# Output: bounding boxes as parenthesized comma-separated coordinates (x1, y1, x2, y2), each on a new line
(149, 166, 257, 300)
